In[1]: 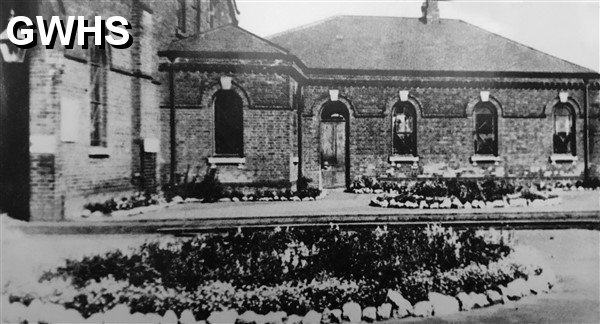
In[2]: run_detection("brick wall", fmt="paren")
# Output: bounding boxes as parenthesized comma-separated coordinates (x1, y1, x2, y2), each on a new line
(26, 0, 235, 220)
(159, 70, 297, 184)
(301, 81, 597, 186)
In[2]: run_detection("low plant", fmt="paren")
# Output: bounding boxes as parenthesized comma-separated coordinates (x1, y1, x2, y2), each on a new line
(83, 191, 161, 214)
(0, 225, 551, 320)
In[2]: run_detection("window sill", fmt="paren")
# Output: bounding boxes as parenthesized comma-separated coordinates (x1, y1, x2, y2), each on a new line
(208, 156, 246, 169)
(89, 147, 110, 158)
(549, 154, 578, 164)
(389, 155, 419, 164)
(470, 155, 501, 165)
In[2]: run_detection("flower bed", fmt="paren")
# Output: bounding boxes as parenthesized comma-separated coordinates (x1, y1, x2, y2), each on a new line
(354, 178, 561, 209)
(3, 225, 556, 323)
(79, 173, 322, 219)
(351, 176, 599, 195)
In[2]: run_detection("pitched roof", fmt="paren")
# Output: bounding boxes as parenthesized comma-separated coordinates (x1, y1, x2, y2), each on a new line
(163, 24, 289, 55)
(269, 15, 594, 74)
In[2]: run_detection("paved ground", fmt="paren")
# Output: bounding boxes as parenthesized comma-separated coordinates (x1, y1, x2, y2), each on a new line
(15, 190, 599, 234)
(1, 226, 598, 323)
(75, 189, 599, 222)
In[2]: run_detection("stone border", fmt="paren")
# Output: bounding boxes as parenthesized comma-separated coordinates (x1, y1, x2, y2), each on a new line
(1, 271, 557, 323)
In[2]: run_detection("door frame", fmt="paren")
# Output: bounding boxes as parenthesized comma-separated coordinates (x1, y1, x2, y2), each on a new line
(318, 101, 351, 188)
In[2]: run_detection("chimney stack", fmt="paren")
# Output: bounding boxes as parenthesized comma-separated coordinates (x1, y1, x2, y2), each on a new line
(421, 0, 440, 24)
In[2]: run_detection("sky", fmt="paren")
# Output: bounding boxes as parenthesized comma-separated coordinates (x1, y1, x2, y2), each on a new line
(236, 0, 600, 72)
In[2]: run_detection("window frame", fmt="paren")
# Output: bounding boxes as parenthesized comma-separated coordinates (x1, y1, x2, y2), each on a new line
(552, 103, 576, 156)
(473, 102, 498, 156)
(89, 44, 108, 149)
(213, 89, 244, 157)
(391, 101, 417, 156)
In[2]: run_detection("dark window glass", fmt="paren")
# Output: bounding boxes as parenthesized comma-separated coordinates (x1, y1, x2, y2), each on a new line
(177, 0, 186, 32)
(215, 90, 243, 156)
(90, 45, 107, 147)
(474, 104, 497, 155)
(321, 101, 348, 121)
(553, 104, 576, 155)
(392, 102, 417, 156)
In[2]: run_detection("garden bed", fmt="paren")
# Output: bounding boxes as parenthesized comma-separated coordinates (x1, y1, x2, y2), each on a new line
(80, 188, 325, 219)
(350, 178, 564, 209)
(3, 225, 556, 323)
(79, 173, 323, 219)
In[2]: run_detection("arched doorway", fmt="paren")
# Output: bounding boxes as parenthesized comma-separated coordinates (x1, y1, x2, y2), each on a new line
(320, 101, 349, 188)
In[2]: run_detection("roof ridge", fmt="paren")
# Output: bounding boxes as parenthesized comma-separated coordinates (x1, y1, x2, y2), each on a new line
(456, 19, 597, 73)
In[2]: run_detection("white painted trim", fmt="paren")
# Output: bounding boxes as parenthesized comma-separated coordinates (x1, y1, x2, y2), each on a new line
(559, 91, 569, 103)
(143, 138, 160, 153)
(480, 91, 490, 102)
(329, 89, 339, 101)
(399, 90, 409, 102)
(470, 155, 501, 165)
(30, 135, 57, 154)
(220, 75, 232, 90)
(208, 156, 246, 168)
(389, 155, 419, 163)
(550, 154, 578, 164)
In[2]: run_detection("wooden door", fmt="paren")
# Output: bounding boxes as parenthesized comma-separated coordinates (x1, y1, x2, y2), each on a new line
(321, 120, 346, 188)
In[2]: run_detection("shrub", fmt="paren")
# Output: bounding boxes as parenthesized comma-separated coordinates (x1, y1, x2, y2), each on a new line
(297, 176, 313, 191)
(18, 226, 544, 319)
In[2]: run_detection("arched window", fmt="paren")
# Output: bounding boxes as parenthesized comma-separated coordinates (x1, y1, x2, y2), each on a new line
(214, 90, 243, 156)
(553, 104, 576, 155)
(392, 102, 417, 156)
(473, 103, 497, 155)
(90, 45, 108, 147)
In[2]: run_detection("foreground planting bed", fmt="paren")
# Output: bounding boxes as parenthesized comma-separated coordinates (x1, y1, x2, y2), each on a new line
(2, 225, 557, 323)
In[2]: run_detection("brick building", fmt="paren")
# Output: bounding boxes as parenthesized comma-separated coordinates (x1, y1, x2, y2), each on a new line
(1, 0, 598, 221)
(0, 0, 237, 220)
(161, 0, 600, 190)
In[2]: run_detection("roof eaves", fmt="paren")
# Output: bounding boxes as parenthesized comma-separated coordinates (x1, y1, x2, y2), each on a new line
(304, 67, 600, 79)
